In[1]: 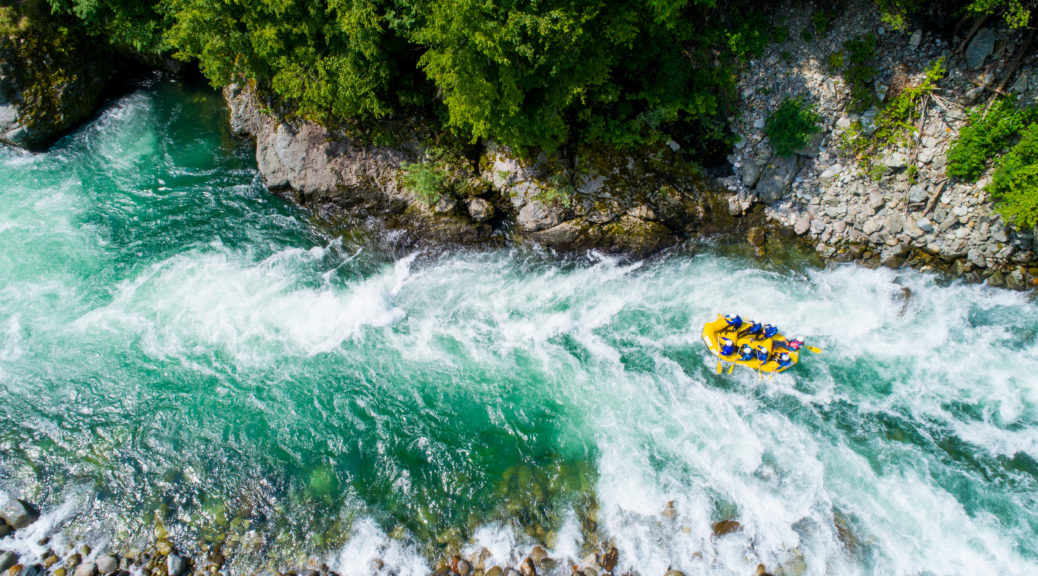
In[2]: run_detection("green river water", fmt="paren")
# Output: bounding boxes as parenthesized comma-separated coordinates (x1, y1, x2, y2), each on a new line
(1, 84, 1036, 576)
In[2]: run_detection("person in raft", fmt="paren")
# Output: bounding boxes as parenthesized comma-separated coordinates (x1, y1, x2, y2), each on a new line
(775, 351, 794, 369)
(774, 337, 804, 352)
(721, 314, 743, 333)
(719, 336, 737, 356)
(738, 320, 763, 339)
(739, 343, 756, 361)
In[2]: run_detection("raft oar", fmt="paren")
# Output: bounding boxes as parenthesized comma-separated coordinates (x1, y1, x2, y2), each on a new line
(717, 358, 723, 374)
(805, 345, 823, 354)
(728, 361, 736, 375)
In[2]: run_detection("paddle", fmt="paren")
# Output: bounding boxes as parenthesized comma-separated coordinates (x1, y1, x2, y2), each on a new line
(717, 358, 722, 374)
(805, 345, 823, 353)
(728, 361, 736, 375)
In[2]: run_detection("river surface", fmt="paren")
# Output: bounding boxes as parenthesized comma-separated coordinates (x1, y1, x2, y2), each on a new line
(1, 84, 1036, 576)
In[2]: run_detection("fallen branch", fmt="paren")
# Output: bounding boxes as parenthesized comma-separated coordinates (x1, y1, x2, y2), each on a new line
(922, 179, 949, 217)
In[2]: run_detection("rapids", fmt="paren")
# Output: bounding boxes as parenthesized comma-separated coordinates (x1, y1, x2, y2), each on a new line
(0, 84, 1036, 576)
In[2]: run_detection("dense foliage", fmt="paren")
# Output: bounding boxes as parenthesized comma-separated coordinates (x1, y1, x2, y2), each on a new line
(16, 0, 1034, 158)
(990, 123, 1038, 228)
(947, 97, 1037, 181)
(766, 98, 821, 156)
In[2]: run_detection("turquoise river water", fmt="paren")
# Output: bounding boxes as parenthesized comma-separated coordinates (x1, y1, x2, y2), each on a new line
(1, 84, 1036, 575)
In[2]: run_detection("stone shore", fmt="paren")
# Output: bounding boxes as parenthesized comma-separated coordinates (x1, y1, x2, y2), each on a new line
(0, 499, 787, 576)
(721, 1, 1038, 289)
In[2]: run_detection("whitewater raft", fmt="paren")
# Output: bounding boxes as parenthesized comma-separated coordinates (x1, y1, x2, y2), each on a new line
(702, 315, 799, 374)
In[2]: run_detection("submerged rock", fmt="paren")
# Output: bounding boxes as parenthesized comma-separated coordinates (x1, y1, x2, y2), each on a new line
(0, 552, 17, 573)
(72, 562, 97, 576)
(96, 556, 118, 575)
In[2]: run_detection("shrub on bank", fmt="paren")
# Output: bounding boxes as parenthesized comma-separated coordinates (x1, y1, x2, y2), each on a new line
(766, 98, 821, 156)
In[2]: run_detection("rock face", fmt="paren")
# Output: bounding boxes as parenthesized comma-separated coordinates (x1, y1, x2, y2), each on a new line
(0, 8, 115, 150)
(225, 85, 720, 257)
(721, 0, 1038, 288)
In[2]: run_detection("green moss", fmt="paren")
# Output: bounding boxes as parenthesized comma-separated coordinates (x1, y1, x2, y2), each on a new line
(399, 161, 447, 205)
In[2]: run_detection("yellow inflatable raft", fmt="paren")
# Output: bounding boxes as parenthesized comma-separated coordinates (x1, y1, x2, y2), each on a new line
(702, 315, 800, 374)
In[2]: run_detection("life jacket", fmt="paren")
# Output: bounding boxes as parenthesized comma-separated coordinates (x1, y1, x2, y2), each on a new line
(720, 337, 736, 356)
(778, 351, 792, 365)
(787, 339, 803, 350)
(763, 324, 779, 338)
(739, 321, 762, 337)
(739, 344, 755, 361)
(724, 315, 743, 330)
(755, 345, 769, 362)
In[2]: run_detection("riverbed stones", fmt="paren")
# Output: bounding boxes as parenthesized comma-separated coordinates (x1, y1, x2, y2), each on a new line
(484, 566, 502, 576)
(518, 558, 535, 576)
(755, 156, 798, 203)
(0, 521, 9, 538)
(0, 553, 17, 573)
(456, 559, 472, 576)
(155, 540, 173, 556)
(166, 555, 188, 576)
(96, 556, 118, 575)
(1, 499, 40, 529)
(747, 226, 766, 247)
(711, 520, 741, 537)
(72, 563, 97, 576)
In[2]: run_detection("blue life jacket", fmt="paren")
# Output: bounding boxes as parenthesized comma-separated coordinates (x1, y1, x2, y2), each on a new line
(724, 315, 743, 330)
(720, 337, 735, 356)
(763, 324, 779, 338)
(777, 352, 793, 368)
(755, 346, 769, 362)
(739, 344, 755, 361)
(747, 321, 762, 335)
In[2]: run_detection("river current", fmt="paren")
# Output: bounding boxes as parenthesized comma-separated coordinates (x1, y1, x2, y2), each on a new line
(1, 84, 1036, 575)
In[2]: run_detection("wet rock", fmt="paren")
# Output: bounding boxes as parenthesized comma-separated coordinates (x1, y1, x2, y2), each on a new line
(503, 569, 521, 576)
(484, 567, 502, 576)
(155, 540, 173, 556)
(52, 570, 66, 576)
(581, 554, 598, 569)
(966, 28, 996, 69)
(42, 556, 58, 569)
(65, 554, 82, 569)
(519, 558, 535, 576)
(528, 548, 548, 564)
(96, 556, 118, 575)
(72, 563, 96, 576)
(599, 546, 617, 573)
(581, 569, 597, 576)
(711, 520, 741, 537)
(747, 226, 766, 247)
(0, 553, 16, 573)
(457, 560, 472, 576)
(467, 198, 495, 222)
(22, 565, 41, 576)
(166, 555, 188, 576)
(1, 499, 40, 529)
(663, 571, 684, 576)
(1007, 269, 1026, 290)
(0, 521, 9, 538)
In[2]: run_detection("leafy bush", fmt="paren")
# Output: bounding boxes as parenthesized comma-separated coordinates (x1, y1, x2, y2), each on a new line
(766, 98, 821, 156)
(399, 161, 447, 205)
(843, 34, 878, 112)
(870, 59, 945, 150)
(989, 123, 1038, 228)
(948, 97, 1037, 182)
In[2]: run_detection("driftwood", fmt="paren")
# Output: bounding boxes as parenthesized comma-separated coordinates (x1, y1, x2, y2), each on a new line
(922, 179, 949, 217)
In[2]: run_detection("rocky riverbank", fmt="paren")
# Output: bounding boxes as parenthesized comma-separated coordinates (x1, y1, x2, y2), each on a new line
(722, 1, 1038, 289)
(0, 498, 791, 576)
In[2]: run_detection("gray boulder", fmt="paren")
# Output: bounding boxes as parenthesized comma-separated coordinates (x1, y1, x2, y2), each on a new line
(1, 499, 39, 529)
(966, 28, 996, 69)
(754, 155, 799, 203)
(467, 197, 495, 222)
(73, 563, 97, 576)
